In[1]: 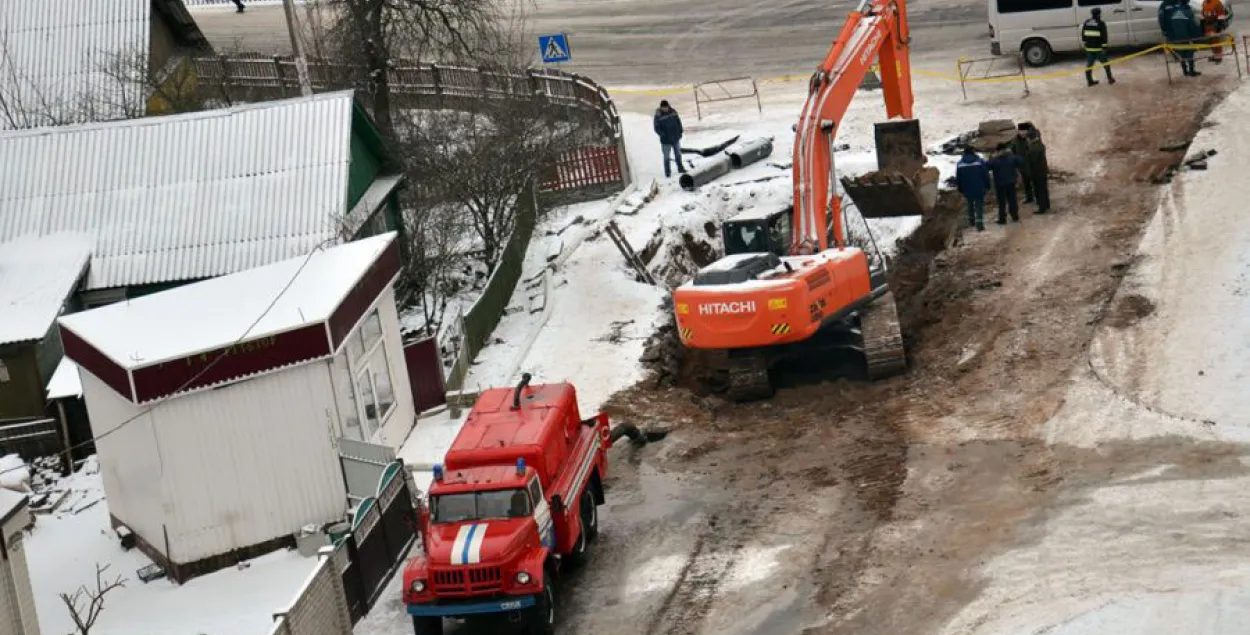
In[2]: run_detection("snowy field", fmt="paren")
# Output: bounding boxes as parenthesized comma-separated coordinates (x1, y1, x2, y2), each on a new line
(939, 82, 1250, 635)
(27, 457, 317, 635)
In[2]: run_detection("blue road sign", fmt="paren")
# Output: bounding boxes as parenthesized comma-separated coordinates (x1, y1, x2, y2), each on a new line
(539, 34, 571, 64)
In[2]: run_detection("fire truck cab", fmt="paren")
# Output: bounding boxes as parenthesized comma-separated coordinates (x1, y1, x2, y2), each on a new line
(402, 375, 611, 635)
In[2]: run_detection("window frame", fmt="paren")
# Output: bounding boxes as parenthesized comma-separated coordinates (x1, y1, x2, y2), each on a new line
(340, 307, 397, 441)
(997, 0, 1074, 14)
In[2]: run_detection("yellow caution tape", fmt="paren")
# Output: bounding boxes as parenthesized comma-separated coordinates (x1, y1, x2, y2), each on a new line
(607, 37, 1234, 94)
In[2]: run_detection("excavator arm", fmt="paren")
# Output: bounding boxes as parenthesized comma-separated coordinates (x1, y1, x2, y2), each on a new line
(793, 0, 915, 253)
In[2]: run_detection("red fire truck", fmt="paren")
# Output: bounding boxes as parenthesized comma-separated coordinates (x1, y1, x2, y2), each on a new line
(402, 374, 640, 635)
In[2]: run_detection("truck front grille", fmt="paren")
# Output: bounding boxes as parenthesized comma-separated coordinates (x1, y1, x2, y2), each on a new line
(432, 566, 502, 595)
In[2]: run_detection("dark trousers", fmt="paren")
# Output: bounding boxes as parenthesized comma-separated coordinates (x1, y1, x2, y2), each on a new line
(1085, 50, 1113, 81)
(1174, 47, 1196, 74)
(995, 184, 1019, 221)
(1019, 169, 1034, 202)
(965, 196, 985, 227)
(1031, 173, 1051, 212)
(232, 0, 245, 10)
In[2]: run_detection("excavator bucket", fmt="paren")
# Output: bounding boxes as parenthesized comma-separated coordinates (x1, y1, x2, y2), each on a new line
(841, 119, 938, 219)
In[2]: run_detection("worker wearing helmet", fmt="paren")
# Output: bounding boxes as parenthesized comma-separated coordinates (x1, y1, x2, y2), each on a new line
(1081, 8, 1116, 86)
(1202, 0, 1230, 63)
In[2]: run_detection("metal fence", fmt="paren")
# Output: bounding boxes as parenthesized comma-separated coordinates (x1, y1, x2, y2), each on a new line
(337, 438, 397, 502)
(540, 145, 625, 192)
(444, 183, 540, 390)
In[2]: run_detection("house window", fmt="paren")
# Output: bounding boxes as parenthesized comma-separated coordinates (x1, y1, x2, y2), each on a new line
(340, 307, 397, 440)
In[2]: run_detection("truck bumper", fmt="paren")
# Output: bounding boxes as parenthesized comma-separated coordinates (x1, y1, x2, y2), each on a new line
(406, 595, 537, 618)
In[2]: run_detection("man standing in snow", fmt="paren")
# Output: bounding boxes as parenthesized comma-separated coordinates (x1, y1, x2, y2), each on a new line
(1082, 8, 1116, 86)
(988, 149, 1026, 224)
(955, 146, 991, 232)
(1011, 127, 1034, 204)
(1160, 0, 1203, 77)
(653, 100, 687, 178)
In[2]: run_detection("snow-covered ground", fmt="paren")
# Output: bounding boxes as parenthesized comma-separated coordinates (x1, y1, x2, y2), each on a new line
(27, 457, 317, 635)
(938, 82, 1250, 635)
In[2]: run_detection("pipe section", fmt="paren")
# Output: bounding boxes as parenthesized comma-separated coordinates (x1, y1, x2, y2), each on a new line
(679, 154, 733, 191)
(724, 136, 775, 169)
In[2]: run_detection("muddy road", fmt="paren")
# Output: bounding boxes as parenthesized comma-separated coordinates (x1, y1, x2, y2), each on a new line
(552, 73, 1239, 635)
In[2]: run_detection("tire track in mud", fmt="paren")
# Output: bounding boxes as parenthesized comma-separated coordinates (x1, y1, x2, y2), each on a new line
(644, 497, 767, 635)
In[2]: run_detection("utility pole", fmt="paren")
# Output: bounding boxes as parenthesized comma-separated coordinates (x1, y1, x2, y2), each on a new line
(281, 0, 314, 97)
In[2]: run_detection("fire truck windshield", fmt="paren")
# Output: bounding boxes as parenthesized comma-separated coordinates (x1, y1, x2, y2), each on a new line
(432, 489, 531, 523)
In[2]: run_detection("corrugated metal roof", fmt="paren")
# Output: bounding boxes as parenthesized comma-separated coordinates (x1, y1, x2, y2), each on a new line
(0, 232, 93, 346)
(0, 1, 150, 128)
(0, 91, 359, 291)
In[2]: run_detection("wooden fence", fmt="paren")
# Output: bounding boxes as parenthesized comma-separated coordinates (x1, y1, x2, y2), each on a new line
(192, 56, 623, 139)
(540, 145, 625, 192)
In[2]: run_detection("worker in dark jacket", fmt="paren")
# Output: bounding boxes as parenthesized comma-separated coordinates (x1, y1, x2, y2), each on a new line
(1011, 127, 1034, 203)
(1160, 0, 1204, 76)
(1025, 131, 1051, 214)
(988, 150, 1026, 224)
(653, 100, 687, 177)
(1082, 8, 1116, 86)
(955, 147, 991, 231)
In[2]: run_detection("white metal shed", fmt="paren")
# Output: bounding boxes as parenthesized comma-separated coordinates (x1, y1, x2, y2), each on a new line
(56, 232, 416, 581)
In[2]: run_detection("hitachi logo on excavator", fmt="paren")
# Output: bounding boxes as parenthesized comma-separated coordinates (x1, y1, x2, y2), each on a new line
(698, 301, 757, 315)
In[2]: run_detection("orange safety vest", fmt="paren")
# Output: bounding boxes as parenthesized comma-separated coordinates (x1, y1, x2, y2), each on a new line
(1203, 0, 1227, 21)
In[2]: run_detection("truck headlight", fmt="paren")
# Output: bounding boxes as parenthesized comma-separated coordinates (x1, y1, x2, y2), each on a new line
(410, 579, 426, 593)
(515, 571, 531, 585)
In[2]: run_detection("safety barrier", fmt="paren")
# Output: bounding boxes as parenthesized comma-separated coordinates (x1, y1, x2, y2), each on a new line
(956, 55, 1029, 99)
(692, 76, 762, 120)
(1160, 35, 1242, 82)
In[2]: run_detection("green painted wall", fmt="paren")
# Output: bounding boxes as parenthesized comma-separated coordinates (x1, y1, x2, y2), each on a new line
(347, 131, 384, 209)
(0, 345, 44, 419)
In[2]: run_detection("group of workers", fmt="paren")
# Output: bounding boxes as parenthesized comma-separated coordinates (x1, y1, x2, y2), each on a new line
(955, 126, 1050, 232)
(1082, 0, 1231, 84)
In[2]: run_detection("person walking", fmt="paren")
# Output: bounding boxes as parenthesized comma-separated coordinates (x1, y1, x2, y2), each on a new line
(988, 149, 1026, 224)
(1025, 131, 1051, 214)
(653, 100, 687, 178)
(1202, 0, 1230, 63)
(1160, 0, 1203, 77)
(1011, 126, 1034, 204)
(1082, 8, 1116, 86)
(232, 0, 245, 12)
(955, 146, 991, 231)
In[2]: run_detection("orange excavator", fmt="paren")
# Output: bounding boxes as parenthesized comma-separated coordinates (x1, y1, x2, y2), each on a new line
(672, 0, 935, 401)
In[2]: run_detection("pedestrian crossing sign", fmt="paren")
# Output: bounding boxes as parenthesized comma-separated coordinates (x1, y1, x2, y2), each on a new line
(539, 33, 571, 64)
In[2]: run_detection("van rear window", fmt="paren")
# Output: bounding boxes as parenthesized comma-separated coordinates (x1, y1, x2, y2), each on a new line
(997, 0, 1074, 13)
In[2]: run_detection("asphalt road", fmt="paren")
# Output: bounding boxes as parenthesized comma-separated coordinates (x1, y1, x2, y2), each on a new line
(192, 0, 991, 86)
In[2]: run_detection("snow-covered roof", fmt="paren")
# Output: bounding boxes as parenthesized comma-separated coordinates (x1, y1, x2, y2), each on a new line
(0, 1, 150, 129)
(0, 232, 92, 346)
(60, 232, 398, 372)
(0, 91, 365, 291)
(46, 358, 83, 400)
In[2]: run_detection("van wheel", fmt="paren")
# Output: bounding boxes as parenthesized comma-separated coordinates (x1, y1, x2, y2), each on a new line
(1022, 39, 1052, 67)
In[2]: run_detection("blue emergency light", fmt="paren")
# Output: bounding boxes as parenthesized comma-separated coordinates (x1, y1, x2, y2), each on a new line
(432, 464, 444, 481)
(516, 457, 526, 475)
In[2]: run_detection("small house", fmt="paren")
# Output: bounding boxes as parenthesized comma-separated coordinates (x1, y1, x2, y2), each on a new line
(0, 490, 39, 635)
(57, 232, 415, 581)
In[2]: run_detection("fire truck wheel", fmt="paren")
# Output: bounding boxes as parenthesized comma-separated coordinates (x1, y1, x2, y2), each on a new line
(581, 488, 599, 542)
(531, 576, 556, 635)
(411, 616, 443, 635)
(566, 522, 588, 567)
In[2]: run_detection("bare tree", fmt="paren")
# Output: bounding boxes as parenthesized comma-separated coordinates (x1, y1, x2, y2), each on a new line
(60, 564, 127, 635)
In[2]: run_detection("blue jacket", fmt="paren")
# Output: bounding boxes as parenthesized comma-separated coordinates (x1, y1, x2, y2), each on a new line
(988, 153, 1025, 189)
(955, 153, 991, 199)
(1159, 0, 1202, 41)
(653, 108, 683, 145)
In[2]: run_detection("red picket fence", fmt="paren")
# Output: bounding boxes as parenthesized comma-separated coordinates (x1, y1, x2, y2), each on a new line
(539, 145, 624, 192)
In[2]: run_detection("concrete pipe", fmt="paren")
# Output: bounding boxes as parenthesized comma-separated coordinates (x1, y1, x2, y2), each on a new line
(725, 137, 775, 169)
(679, 154, 733, 191)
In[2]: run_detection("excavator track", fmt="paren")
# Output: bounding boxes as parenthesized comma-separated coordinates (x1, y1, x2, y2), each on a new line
(725, 355, 775, 402)
(859, 291, 907, 379)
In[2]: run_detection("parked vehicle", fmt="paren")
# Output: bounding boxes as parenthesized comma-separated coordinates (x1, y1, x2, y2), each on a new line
(988, 0, 1211, 66)
(401, 374, 645, 635)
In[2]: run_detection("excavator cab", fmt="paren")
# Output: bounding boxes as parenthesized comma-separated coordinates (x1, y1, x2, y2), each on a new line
(722, 208, 791, 257)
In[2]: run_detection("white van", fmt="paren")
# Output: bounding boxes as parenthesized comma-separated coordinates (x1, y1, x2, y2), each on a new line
(989, 0, 1211, 66)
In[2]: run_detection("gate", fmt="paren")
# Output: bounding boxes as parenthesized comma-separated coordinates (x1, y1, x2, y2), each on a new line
(344, 460, 418, 613)
(404, 337, 446, 413)
(338, 438, 396, 502)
